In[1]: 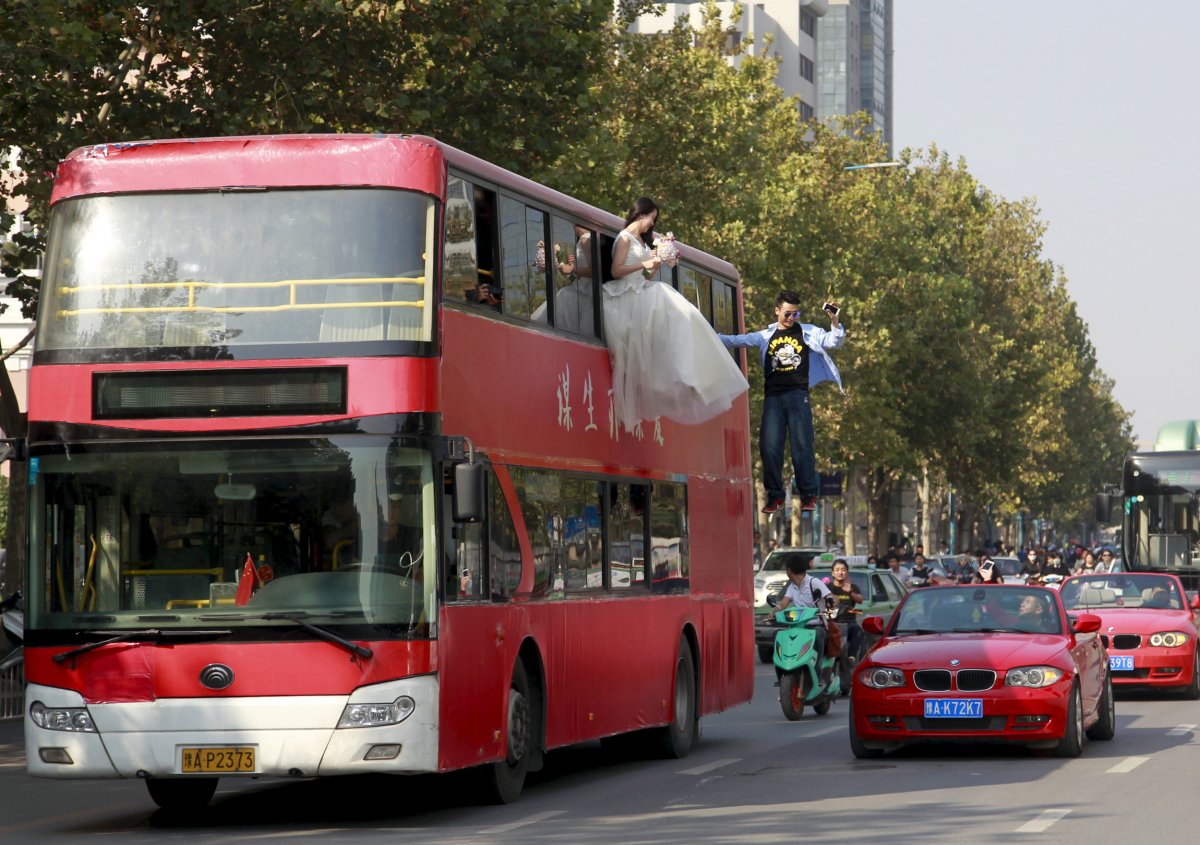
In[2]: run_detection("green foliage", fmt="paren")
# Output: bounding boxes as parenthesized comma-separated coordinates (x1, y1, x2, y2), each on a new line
(0, 0, 1133, 537)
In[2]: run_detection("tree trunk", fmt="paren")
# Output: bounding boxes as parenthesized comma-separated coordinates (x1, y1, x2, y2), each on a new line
(842, 465, 858, 555)
(864, 468, 893, 556)
(918, 463, 937, 553)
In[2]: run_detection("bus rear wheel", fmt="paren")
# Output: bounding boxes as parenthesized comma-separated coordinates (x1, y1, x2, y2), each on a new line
(484, 661, 533, 804)
(145, 776, 218, 811)
(658, 640, 697, 758)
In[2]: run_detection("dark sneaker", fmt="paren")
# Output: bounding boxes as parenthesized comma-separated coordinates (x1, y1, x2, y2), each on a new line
(800, 496, 817, 512)
(761, 499, 784, 514)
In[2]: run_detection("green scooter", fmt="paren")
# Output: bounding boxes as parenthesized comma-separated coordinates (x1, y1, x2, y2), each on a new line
(767, 595, 843, 721)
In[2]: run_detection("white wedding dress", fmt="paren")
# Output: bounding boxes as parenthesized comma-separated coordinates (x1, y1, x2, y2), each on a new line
(603, 230, 749, 432)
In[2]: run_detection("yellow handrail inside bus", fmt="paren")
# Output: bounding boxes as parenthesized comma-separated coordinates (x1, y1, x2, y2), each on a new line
(56, 275, 426, 319)
(122, 567, 225, 577)
(78, 534, 98, 612)
(54, 538, 67, 611)
(331, 540, 354, 571)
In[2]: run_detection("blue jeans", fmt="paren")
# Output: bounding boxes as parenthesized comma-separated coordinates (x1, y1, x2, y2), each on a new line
(761, 389, 817, 501)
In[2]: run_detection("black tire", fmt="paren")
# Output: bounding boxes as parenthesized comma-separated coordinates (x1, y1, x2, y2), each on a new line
(658, 640, 698, 758)
(1054, 684, 1084, 758)
(848, 701, 884, 759)
(1086, 675, 1116, 741)
(145, 777, 218, 811)
(813, 695, 832, 716)
(483, 661, 533, 804)
(757, 644, 773, 664)
(779, 672, 806, 721)
(1182, 650, 1200, 700)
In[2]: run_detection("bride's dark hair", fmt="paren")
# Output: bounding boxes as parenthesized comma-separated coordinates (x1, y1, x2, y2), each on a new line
(624, 197, 659, 248)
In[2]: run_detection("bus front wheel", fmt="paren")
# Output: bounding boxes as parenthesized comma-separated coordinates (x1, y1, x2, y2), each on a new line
(484, 661, 533, 804)
(145, 776, 218, 811)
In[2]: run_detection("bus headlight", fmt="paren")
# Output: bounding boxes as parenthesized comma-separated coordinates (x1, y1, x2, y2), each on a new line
(337, 696, 416, 728)
(29, 701, 97, 733)
(1150, 632, 1190, 647)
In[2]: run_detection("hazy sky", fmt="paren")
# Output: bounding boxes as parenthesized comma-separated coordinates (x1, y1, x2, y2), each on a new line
(893, 2, 1198, 444)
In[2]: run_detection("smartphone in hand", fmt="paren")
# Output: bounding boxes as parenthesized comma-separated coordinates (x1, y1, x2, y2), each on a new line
(822, 301, 840, 317)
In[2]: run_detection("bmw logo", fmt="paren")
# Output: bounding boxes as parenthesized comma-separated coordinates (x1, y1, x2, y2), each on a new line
(949, 659, 961, 666)
(199, 664, 235, 690)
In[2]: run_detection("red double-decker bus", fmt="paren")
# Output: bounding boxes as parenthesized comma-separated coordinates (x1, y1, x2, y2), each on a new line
(21, 134, 753, 809)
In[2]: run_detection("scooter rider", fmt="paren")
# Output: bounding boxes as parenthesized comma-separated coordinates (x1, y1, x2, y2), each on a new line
(909, 553, 935, 588)
(827, 559, 865, 662)
(775, 556, 833, 664)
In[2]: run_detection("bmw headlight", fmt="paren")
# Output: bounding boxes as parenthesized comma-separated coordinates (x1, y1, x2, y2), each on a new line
(337, 696, 416, 729)
(859, 667, 905, 688)
(754, 578, 766, 590)
(1005, 666, 1064, 688)
(1150, 632, 1190, 647)
(29, 701, 97, 733)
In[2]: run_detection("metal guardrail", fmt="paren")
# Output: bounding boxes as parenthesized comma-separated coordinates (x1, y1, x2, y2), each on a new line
(0, 652, 24, 720)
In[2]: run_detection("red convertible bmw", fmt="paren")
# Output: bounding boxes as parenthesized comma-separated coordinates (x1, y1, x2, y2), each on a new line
(850, 584, 1115, 758)
(1060, 572, 1200, 697)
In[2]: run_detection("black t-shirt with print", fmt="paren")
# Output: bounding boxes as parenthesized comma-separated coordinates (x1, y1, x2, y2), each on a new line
(828, 582, 860, 621)
(765, 323, 809, 395)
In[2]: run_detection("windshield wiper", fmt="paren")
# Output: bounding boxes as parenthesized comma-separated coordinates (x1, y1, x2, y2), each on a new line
(54, 629, 233, 664)
(966, 627, 1026, 634)
(893, 628, 940, 635)
(260, 612, 373, 659)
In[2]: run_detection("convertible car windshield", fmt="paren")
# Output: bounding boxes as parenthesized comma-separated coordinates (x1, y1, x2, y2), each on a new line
(891, 586, 1062, 635)
(1061, 574, 1184, 610)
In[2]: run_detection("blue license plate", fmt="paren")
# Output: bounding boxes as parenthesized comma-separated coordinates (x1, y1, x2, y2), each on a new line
(924, 698, 983, 719)
(1109, 655, 1134, 671)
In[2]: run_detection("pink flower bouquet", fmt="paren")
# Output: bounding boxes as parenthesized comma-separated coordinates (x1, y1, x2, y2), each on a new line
(653, 232, 680, 268)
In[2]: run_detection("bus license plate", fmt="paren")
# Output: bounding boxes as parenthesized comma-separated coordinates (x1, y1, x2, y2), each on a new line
(924, 698, 983, 719)
(181, 747, 256, 773)
(1109, 655, 1134, 671)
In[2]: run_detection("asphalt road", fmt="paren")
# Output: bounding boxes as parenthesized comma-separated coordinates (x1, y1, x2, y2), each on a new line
(1, 664, 1197, 843)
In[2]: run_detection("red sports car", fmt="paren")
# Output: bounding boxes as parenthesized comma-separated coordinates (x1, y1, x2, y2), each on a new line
(1060, 572, 1200, 697)
(850, 584, 1114, 758)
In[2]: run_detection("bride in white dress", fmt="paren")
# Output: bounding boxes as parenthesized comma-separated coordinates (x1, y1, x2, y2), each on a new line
(603, 197, 749, 433)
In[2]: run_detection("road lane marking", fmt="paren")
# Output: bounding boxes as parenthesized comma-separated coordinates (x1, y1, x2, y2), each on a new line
(679, 758, 740, 776)
(805, 723, 846, 737)
(483, 810, 564, 834)
(1167, 724, 1196, 736)
(1016, 809, 1071, 833)
(1107, 756, 1150, 773)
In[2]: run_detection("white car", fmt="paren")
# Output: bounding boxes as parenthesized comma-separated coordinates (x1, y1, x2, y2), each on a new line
(753, 547, 840, 607)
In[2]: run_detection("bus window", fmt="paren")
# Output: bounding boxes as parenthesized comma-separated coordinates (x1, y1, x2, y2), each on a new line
(488, 469, 521, 598)
(537, 216, 598, 339)
(610, 482, 649, 588)
(677, 265, 714, 325)
(712, 279, 736, 334)
(499, 197, 549, 321)
(442, 175, 478, 307)
(650, 482, 689, 592)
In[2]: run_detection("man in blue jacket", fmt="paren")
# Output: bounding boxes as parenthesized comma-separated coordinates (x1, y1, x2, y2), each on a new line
(719, 290, 844, 514)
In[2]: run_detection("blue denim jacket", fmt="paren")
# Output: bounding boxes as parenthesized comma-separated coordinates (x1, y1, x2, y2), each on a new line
(718, 322, 845, 393)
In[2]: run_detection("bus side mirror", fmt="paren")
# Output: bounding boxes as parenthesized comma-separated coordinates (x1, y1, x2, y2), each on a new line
(1093, 493, 1117, 524)
(453, 462, 485, 523)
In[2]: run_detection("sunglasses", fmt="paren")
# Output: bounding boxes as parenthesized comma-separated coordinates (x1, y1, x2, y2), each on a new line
(779, 310, 801, 320)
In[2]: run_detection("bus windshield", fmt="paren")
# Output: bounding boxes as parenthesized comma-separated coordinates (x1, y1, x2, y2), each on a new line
(39, 188, 436, 356)
(27, 436, 435, 634)
(1125, 456, 1200, 569)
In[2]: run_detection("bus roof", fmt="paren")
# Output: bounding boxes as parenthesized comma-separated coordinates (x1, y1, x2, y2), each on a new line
(53, 133, 739, 281)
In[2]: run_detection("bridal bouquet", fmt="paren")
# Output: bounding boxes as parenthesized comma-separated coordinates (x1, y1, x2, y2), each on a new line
(533, 240, 547, 272)
(653, 232, 680, 268)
